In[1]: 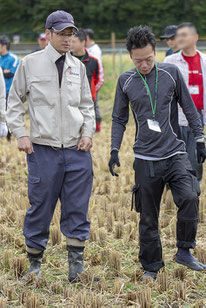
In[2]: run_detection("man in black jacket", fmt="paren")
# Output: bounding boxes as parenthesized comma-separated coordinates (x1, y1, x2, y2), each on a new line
(109, 26, 206, 280)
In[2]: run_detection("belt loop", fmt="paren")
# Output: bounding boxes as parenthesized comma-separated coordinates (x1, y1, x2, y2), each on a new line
(148, 161, 155, 178)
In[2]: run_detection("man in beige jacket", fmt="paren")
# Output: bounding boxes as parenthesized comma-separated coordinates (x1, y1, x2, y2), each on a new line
(6, 10, 96, 283)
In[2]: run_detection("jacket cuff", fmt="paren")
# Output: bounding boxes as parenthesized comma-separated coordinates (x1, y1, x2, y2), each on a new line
(12, 127, 29, 139)
(81, 128, 95, 139)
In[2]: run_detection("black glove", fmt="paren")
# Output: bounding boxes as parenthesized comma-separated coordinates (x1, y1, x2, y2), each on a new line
(109, 150, 120, 176)
(196, 142, 206, 164)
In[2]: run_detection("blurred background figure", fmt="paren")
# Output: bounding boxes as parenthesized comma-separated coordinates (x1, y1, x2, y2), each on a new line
(164, 22, 206, 182)
(85, 28, 104, 132)
(0, 35, 19, 141)
(0, 67, 7, 138)
(35, 33, 48, 52)
(160, 25, 179, 56)
(70, 29, 102, 132)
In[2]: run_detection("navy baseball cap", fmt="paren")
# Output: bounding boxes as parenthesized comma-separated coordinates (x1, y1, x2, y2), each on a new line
(160, 25, 177, 39)
(45, 10, 78, 32)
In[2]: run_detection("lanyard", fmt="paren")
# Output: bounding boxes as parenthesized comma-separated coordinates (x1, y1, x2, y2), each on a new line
(136, 63, 158, 118)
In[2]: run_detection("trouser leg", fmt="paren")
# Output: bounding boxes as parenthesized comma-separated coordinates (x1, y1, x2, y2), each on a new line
(94, 93, 101, 123)
(60, 147, 93, 244)
(179, 126, 203, 181)
(23, 144, 64, 251)
(133, 159, 165, 272)
(165, 154, 200, 249)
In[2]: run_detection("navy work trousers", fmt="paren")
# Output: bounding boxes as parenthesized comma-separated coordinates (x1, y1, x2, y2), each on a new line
(23, 144, 93, 251)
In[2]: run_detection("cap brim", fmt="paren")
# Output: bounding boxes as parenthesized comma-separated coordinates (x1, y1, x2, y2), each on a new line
(53, 23, 78, 32)
(160, 34, 175, 39)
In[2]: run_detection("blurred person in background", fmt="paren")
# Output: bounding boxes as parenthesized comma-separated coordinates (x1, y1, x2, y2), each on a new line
(109, 25, 206, 280)
(0, 35, 19, 141)
(6, 10, 97, 283)
(160, 25, 179, 56)
(164, 22, 206, 182)
(85, 28, 104, 132)
(70, 29, 102, 132)
(0, 67, 7, 137)
(36, 33, 48, 51)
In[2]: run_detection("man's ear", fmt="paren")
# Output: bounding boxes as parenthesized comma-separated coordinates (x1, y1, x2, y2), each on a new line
(45, 29, 51, 40)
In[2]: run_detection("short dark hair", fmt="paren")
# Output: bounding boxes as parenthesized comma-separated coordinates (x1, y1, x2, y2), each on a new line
(126, 26, 156, 52)
(177, 22, 197, 33)
(74, 29, 87, 42)
(0, 35, 10, 50)
(84, 28, 94, 40)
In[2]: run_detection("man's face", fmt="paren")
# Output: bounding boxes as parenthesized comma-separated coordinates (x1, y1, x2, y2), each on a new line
(70, 36, 85, 54)
(46, 27, 73, 54)
(0, 43, 6, 55)
(38, 38, 48, 50)
(176, 27, 198, 50)
(130, 44, 155, 75)
(166, 36, 177, 49)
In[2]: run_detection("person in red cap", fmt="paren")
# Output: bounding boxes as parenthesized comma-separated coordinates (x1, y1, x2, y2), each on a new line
(38, 33, 48, 51)
(6, 10, 97, 283)
(33, 33, 48, 53)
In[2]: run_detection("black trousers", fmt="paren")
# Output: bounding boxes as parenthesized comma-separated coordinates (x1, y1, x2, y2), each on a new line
(179, 126, 203, 181)
(133, 154, 200, 272)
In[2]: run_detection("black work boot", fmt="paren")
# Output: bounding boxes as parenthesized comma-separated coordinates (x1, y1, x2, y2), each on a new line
(22, 251, 43, 280)
(141, 271, 158, 280)
(68, 245, 85, 283)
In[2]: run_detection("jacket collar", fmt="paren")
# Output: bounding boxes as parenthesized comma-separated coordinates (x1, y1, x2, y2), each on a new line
(82, 49, 90, 62)
(178, 49, 206, 63)
(45, 43, 76, 68)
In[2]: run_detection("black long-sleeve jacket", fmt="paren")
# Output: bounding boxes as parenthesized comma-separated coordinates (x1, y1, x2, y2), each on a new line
(111, 62, 204, 160)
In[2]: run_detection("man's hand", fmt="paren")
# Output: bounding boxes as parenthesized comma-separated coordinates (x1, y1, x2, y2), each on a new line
(17, 136, 34, 154)
(197, 142, 206, 164)
(77, 136, 92, 152)
(3, 69, 10, 74)
(108, 150, 120, 176)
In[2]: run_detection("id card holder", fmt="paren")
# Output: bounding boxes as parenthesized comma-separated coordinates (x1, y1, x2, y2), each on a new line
(189, 85, 199, 95)
(147, 119, 161, 132)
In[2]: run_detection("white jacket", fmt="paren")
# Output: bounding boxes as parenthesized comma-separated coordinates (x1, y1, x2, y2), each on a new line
(164, 50, 206, 126)
(6, 43, 95, 147)
(0, 67, 6, 122)
(87, 43, 104, 92)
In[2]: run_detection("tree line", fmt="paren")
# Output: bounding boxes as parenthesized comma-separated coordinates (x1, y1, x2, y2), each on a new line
(0, 0, 206, 40)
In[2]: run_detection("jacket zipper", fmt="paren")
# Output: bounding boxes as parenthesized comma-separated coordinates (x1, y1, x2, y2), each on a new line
(59, 87, 63, 148)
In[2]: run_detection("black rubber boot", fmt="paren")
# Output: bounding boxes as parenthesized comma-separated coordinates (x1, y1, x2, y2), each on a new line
(141, 271, 158, 280)
(22, 251, 43, 280)
(68, 246, 85, 283)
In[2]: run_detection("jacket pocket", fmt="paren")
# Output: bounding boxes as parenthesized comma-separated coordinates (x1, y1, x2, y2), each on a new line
(131, 184, 142, 212)
(33, 105, 58, 140)
(66, 106, 84, 139)
(65, 77, 81, 106)
(29, 76, 57, 107)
